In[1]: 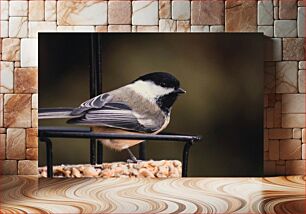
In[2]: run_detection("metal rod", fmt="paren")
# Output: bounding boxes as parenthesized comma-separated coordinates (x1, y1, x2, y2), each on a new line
(182, 141, 193, 177)
(38, 126, 197, 137)
(46, 139, 53, 178)
(40, 137, 53, 178)
(89, 33, 98, 97)
(139, 142, 146, 160)
(96, 34, 103, 164)
(39, 131, 201, 142)
(96, 34, 102, 94)
(97, 142, 103, 164)
(90, 139, 96, 165)
(89, 33, 99, 165)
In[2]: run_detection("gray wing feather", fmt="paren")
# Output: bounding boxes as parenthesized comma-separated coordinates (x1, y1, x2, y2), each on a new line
(70, 94, 111, 116)
(68, 103, 160, 133)
(39, 108, 78, 119)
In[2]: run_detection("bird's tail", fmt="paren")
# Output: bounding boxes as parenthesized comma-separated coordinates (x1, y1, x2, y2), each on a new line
(38, 108, 80, 119)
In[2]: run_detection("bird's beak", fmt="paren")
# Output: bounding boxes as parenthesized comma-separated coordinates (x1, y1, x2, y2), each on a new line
(175, 88, 186, 94)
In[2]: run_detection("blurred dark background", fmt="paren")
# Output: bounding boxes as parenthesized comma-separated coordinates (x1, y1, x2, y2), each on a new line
(39, 33, 264, 176)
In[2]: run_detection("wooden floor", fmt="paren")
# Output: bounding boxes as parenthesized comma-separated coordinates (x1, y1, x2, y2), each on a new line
(0, 176, 305, 213)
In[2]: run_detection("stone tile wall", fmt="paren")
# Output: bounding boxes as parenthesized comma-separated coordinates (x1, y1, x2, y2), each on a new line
(0, 0, 305, 175)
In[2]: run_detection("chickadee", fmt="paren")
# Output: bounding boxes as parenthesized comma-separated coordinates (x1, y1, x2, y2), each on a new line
(39, 72, 186, 162)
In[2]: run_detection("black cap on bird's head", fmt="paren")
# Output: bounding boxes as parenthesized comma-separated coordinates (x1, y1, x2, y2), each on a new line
(134, 72, 186, 94)
(134, 72, 186, 114)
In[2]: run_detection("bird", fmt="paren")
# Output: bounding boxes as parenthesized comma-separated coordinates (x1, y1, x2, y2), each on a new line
(39, 72, 186, 162)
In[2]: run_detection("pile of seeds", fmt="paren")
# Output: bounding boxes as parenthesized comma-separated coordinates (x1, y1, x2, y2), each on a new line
(39, 160, 182, 178)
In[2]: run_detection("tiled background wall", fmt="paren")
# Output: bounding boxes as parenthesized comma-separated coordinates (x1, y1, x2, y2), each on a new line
(0, 0, 305, 175)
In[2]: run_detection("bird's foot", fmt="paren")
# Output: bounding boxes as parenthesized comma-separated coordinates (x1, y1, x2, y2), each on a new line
(126, 158, 142, 164)
(126, 148, 142, 163)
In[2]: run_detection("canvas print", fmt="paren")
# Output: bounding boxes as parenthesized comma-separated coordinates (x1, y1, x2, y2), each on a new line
(39, 33, 264, 177)
(1, 1, 305, 213)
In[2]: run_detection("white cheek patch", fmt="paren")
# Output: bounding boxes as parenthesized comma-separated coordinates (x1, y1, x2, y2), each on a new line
(128, 80, 174, 101)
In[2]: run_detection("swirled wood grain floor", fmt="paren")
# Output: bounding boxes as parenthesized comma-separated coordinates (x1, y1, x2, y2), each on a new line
(0, 176, 305, 213)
